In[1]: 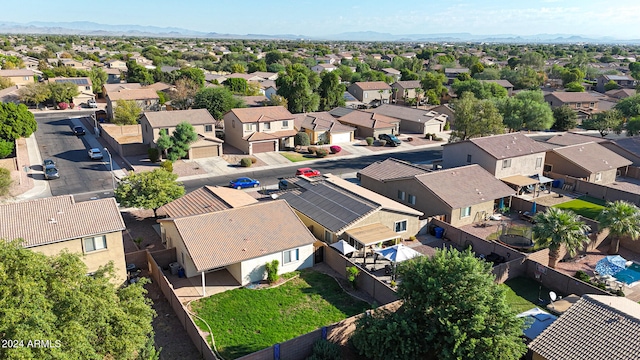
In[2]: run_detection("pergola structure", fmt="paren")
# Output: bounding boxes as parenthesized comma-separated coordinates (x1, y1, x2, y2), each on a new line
(344, 223, 400, 265)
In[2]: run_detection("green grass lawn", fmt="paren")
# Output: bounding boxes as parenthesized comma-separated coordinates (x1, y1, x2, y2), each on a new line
(552, 196, 605, 219)
(191, 269, 370, 359)
(501, 277, 555, 313)
(280, 152, 316, 162)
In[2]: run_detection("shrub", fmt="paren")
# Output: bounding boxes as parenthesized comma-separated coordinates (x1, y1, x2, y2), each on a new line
(574, 270, 590, 282)
(294, 131, 310, 146)
(408, 235, 416, 241)
(433, 136, 443, 141)
(265, 259, 279, 283)
(69, 102, 75, 109)
(240, 158, 253, 167)
(147, 148, 160, 163)
(346, 266, 360, 289)
(329, 145, 341, 154)
(443, 121, 450, 131)
(250, 157, 257, 164)
(378, 140, 387, 147)
(365, 137, 374, 146)
(316, 148, 328, 158)
(306, 339, 341, 360)
(308, 146, 318, 154)
(0, 167, 11, 196)
(160, 160, 173, 173)
(58, 102, 68, 110)
(0, 139, 14, 159)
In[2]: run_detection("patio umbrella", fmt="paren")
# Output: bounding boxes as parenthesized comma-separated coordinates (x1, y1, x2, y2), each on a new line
(330, 240, 357, 255)
(595, 255, 627, 276)
(375, 244, 422, 263)
(531, 201, 537, 215)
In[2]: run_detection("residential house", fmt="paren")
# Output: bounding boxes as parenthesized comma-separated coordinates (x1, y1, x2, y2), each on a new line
(337, 109, 399, 138)
(544, 142, 632, 184)
(600, 137, 640, 166)
(368, 104, 448, 135)
(528, 295, 640, 360)
(293, 112, 355, 144)
(347, 81, 392, 105)
(359, 159, 514, 226)
(105, 88, 160, 120)
(0, 85, 21, 104)
(545, 132, 608, 147)
(0, 195, 127, 282)
(605, 88, 636, 100)
(106, 60, 127, 70)
(544, 92, 600, 122)
(250, 71, 278, 81)
(223, 73, 265, 83)
(427, 104, 455, 126)
(104, 68, 122, 84)
(391, 80, 422, 103)
(60, 59, 88, 70)
(140, 109, 223, 159)
(311, 63, 337, 73)
(277, 174, 423, 250)
(0, 69, 35, 86)
(156, 186, 257, 219)
(444, 68, 470, 84)
(102, 82, 142, 97)
(596, 74, 637, 93)
(222, 106, 297, 154)
(381, 68, 401, 81)
(158, 200, 316, 286)
(48, 77, 95, 105)
(479, 80, 514, 96)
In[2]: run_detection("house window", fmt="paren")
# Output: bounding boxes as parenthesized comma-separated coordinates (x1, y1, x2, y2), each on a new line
(536, 157, 543, 169)
(145, 100, 151, 106)
(204, 124, 213, 132)
(232, 119, 235, 128)
(85, 86, 91, 91)
(282, 120, 289, 128)
(324, 230, 332, 243)
(408, 194, 416, 205)
(589, 102, 595, 108)
(544, 164, 552, 172)
(502, 159, 512, 169)
(575, 103, 580, 108)
(467, 154, 472, 163)
(364, 93, 368, 98)
(397, 190, 405, 201)
(244, 124, 252, 131)
(83, 235, 107, 253)
(263, 122, 271, 130)
(394, 220, 407, 233)
(23, 76, 29, 80)
(283, 248, 300, 264)
(461, 206, 471, 218)
(595, 172, 602, 182)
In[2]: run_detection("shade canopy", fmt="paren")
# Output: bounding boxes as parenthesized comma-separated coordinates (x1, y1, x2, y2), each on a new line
(501, 175, 539, 187)
(345, 223, 400, 247)
(330, 240, 358, 255)
(375, 244, 423, 264)
(595, 255, 627, 276)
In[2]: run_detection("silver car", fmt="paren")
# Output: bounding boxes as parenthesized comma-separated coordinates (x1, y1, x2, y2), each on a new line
(43, 159, 59, 180)
(88, 148, 103, 160)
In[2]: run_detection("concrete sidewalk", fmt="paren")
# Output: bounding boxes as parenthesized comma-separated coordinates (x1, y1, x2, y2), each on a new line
(12, 133, 52, 201)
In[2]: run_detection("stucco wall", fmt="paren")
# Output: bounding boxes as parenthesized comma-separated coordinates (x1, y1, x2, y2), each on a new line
(161, 222, 199, 278)
(238, 244, 314, 285)
(442, 141, 497, 174)
(494, 152, 546, 179)
(348, 209, 420, 239)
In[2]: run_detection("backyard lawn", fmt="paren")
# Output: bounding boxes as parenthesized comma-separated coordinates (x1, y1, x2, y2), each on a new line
(191, 269, 370, 359)
(552, 196, 606, 219)
(501, 277, 555, 313)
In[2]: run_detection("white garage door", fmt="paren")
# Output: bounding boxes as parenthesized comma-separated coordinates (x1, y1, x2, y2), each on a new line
(330, 132, 352, 144)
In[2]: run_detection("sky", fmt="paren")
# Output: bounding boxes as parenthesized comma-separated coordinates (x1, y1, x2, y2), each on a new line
(2, 0, 640, 39)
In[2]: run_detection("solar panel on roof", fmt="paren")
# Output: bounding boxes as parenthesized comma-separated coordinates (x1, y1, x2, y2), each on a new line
(55, 78, 89, 85)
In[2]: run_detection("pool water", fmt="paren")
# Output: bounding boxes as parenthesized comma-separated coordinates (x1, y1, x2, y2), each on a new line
(614, 262, 640, 286)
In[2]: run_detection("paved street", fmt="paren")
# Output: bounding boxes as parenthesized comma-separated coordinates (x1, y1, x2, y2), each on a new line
(33, 112, 115, 197)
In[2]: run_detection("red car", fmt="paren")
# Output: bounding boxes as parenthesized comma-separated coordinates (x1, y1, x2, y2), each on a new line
(296, 167, 321, 177)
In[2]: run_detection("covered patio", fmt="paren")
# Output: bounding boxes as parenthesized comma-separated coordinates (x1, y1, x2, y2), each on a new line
(345, 223, 401, 265)
(501, 175, 540, 196)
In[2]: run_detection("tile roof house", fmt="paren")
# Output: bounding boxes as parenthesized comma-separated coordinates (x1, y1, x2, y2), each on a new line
(311, 63, 337, 73)
(596, 74, 637, 93)
(0, 85, 21, 104)
(222, 106, 297, 154)
(0, 195, 127, 282)
(368, 104, 448, 135)
(277, 174, 423, 249)
(528, 294, 640, 360)
(605, 88, 636, 100)
(156, 186, 257, 218)
(0, 69, 35, 86)
(544, 92, 600, 122)
(359, 160, 514, 226)
(337, 109, 399, 139)
(158, 200, 316, 286)
(391, 80, 422, 103)
(293, 112, 355, 145)
(105, 87, 160, 120)
(600, 137, 640, 166)
(545, 132, 608, 147)
(48, 77, 95, 106)
(140, 109, 223, 159)
(544, 142, 632, 184)
(347, 81, 392, 105)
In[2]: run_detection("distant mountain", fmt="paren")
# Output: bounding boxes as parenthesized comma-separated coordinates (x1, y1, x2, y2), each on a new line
(0, 21, 638, 43)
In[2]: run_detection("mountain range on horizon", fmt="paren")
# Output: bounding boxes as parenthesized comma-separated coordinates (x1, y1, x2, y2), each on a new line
(0, 20, 638, 44)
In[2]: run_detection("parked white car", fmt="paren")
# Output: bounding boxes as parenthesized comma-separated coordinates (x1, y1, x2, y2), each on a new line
(88, 148, 103, 160)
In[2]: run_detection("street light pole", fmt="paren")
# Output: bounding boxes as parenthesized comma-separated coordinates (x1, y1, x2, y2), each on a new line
(104, 147, 115, 191)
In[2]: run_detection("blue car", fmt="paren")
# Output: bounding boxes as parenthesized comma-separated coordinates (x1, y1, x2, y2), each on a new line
(230, 177, 260, 189)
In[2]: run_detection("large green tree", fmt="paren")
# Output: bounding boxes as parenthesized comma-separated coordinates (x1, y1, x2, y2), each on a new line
(113, 99, 142, 125)
(582, 109, 624, 137)
(614, 94, 640, 119)
(193, 87, 245, 123)
(126, 60, 154, 85)
(47, 82, 79, 105)
(89, 67, 108, 95)
(156, 129, 173, 159)
(276, 64, 320, 113)
(533, 208, 591, 268)
(450, 92, 504, 141)
(451, 79, 507, 99)
(115, 168, 185, 217)
(351, 248, 526, 360)
(551, 105, 578, 131)
(597, 201, 640, 254)
(0, 76, 13, 90)
(496, 90, 554, 131)
(318, 71, 345, 111)
(0, 240, 156, 359)
(0, 103, 37, 141)
(18, 82, 51, 109)
(167, 122, 198, 161)
(177, 67, 205, 87)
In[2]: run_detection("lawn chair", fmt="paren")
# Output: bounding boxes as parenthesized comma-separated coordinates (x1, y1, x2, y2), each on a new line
(384, 264, 393, 275)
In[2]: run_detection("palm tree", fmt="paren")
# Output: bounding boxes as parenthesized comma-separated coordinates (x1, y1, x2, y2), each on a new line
(533, 208, 591, 268)
(597, 200, 640, 254)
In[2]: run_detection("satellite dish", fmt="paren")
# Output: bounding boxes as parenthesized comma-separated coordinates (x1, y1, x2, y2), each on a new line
(549, 291, 557, 302)
(270, 194, 279, 200)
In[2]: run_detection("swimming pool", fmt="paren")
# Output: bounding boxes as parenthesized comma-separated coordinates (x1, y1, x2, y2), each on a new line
(614, 262, 640, 286)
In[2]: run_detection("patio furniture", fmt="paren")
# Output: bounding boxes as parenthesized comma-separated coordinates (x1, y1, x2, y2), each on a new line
(384, 264, 393, 275)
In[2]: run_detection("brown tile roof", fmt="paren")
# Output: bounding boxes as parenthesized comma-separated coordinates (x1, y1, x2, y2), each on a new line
(479, 79, 514, 88)
(165, 200, 316, 271)
(108, 88, 159, 101)
(358, 158, 429, 182)
(552, 142, 632, 173)
(352, 81, 392, 91)
(243, 132, 277, 141)
(613, 137, 640, 157)
(191, 133, 223, 147)
(393, 80, 421, 89)
(414, 165, 515, 209)
(546, 132, 608, 147)
(368, 104, 448, 124)
(0, 69, 34, 77)
(294, 112, 355, 133)
(448, 133, 549, 160)
(528, 295, 640, 360)
(338, 110, 398, 129)
(226, 106, 294, 123)
(144, 82, 173, 92)
(156, 186, 257, 218)
(225, 73, 264, 81)
(0, 196, 125, 248)
(143, 109, 216, 128)
(103, 83, 142, 94)
(544, 91, 599, 103)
